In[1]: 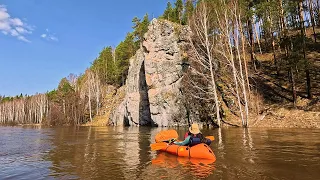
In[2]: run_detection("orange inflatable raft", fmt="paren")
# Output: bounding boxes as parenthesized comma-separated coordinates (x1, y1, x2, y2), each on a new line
(159, 143, 216, 161)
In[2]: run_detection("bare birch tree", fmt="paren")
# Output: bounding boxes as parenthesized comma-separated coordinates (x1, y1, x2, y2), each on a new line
(80, 69, 102, 123)
(188, 0, 221, 126)
(0, 94, 48, 124)
(186, 0, 252, 127)
(216, 1, 245, 126)
(235, 4, 250, 127)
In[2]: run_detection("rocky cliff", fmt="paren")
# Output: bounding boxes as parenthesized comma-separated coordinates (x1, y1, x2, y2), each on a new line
(110, 19, 190, 127)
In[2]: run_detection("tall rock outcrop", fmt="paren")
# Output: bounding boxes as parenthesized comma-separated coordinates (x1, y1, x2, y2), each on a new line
(110, 19, 190, 127)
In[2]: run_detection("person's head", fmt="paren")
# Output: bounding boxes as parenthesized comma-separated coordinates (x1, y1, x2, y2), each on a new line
(189, 123, 201, 134)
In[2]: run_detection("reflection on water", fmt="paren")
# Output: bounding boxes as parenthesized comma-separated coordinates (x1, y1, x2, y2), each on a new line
(151, 152, 215, 179)
(0, 126, 320, 180)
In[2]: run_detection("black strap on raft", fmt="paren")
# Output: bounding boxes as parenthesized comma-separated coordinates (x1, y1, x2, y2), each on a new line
(186, 143, 192, 158)
(203, 144, 213, 154)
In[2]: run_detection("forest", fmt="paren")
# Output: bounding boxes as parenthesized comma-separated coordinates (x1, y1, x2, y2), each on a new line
(1, 0, 319, 127)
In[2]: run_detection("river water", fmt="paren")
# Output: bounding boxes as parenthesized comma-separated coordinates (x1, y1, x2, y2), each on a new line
(0, 126, 319, 180)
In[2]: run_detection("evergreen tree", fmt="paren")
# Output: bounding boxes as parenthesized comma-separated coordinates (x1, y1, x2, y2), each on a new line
(115, 33, 137, 85)
(90, 46, 117, 85)
(91, 46, 115, 84)
(46, 89, 58, 102)
(174, 0, 184, 24)
(57, 78, 74, 97)
(132, 14, 150, 46)
(183, 0, 194, 24)
(162, 2, 174, 21)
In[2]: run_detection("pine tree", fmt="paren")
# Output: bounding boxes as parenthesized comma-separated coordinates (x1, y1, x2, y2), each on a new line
(162, 2, 174, 21)
(115, 33, 137, 85)
(183, 0, 194, 24)
(132, 14, 150, 46)
(174, 0, 184, 24)
(91, 46, 114, 84)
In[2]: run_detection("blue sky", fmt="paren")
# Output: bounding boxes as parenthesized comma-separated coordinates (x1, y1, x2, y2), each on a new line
(0, 0, 171, 96)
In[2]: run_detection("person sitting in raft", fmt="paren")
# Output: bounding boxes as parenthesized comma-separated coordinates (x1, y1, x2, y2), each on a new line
(172, 123, 212, 146)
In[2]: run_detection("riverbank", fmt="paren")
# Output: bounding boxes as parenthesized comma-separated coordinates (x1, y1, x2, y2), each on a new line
(252, 108, 320, 128)
(82, 96, 320, 129)
(251, 98, 320, 128)
(83, 109, 320, 129)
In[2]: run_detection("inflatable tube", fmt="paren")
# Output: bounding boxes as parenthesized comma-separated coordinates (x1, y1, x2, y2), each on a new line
(159, 143, 216, 161)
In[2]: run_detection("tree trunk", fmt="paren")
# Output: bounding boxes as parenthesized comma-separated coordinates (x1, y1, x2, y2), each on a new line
(209, 61, 221, 127)
(238, 19, 249, 127)
(259, 19, 267, 51)
(317, 0, 320, 26)
(88, 83, 92, 122)
(308, 0, 317, 42)
(279, 0, 286, 32)
(248, 19, 256, 71)
(272, 40, 279, 76)
(95, 74, 100, 115)
(266, 0, 272, 48)
(267, 2, 279, 76)
(105, 52, 108, 83)
(205, 26, 221, 127)
(290, 67, 297, 108)
(306, 67, 311, 98)
(290, 15, 295, 28)
(247, 2, 256, 71)
(63, 99, 66, 117)
(228, 29, 244, 126)
(242, 29, 251, 97)
(254, 19, 262, 54)
(299, 0, 312, 99)
(299, 1, 306, 32)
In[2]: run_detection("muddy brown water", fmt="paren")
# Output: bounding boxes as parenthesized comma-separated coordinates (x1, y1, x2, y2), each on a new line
(0, 126, 319, 180)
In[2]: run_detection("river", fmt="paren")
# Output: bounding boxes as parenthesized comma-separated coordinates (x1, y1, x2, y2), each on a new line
(0, 126, 319, 180)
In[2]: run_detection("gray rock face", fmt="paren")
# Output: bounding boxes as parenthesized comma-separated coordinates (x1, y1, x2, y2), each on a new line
(110, 19, 190, 127)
